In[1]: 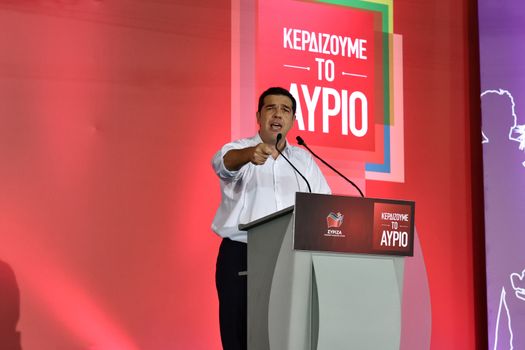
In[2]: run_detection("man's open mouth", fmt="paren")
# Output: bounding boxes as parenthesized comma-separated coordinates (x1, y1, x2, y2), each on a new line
(270, 122, 282, 131)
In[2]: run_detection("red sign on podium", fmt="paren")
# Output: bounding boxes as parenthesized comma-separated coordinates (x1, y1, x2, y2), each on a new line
(293, 193, 415, 256)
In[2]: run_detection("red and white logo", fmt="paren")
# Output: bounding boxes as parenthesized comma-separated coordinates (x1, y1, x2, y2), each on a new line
(326, 212, 344, 228)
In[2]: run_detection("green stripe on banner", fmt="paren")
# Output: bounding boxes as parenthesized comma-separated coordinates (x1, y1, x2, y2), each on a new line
(315, 0, 390, 33)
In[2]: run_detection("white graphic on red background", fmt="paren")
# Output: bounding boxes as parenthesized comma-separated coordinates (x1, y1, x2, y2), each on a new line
(257, 0, 377, 151)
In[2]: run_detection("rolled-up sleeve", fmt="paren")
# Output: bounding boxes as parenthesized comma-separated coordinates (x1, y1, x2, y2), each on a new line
(211, 138, 257, 181)
(212, 147, 239, 180)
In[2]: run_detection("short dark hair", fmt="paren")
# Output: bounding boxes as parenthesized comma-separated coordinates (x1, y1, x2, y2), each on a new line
(257, 87, 297, 114)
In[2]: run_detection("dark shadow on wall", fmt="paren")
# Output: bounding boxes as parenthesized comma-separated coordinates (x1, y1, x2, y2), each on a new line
(0, 259, 21, 350)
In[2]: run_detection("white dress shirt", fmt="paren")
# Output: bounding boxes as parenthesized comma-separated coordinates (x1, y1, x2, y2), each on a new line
(211, 134, 331, 242)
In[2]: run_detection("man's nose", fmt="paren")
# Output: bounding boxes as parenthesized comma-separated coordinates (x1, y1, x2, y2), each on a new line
(274, 107, 286, 116)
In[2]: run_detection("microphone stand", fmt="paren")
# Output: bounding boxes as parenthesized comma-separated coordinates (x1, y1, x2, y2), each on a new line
(275, 133, 312, 193)
(296, 136, 364, 198)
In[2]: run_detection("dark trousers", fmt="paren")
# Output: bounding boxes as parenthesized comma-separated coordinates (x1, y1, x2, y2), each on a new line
(216, 238, 247, 350)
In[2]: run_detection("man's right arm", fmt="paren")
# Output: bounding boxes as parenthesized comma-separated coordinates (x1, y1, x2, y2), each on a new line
(223, 143, 275, 171)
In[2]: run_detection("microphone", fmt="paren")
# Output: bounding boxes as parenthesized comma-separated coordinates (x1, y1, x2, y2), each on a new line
(275, 133, 312, 193)
(296, 136, 364, 198)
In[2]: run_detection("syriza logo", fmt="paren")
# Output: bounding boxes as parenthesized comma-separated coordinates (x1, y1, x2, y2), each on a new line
(327, 212, 344, 228)
(325, 212, 345, 237)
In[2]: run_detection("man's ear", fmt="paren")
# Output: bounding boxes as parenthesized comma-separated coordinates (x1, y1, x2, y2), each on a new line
(256, 111, 261, 125)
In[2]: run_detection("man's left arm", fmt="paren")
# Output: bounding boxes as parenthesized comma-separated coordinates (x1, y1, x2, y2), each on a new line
(305, 155, 331, 195)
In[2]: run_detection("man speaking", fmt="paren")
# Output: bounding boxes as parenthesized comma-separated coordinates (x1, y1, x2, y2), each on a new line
(211, 87, 331, 350)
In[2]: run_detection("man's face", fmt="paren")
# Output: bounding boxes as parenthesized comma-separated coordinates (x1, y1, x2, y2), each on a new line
(257, 94, 295, 145)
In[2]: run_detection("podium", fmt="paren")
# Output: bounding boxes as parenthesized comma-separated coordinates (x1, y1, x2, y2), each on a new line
(239, 193, 415, 350)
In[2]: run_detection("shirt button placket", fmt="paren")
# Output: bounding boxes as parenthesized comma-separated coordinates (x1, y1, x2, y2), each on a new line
(274, 158, 282, 209)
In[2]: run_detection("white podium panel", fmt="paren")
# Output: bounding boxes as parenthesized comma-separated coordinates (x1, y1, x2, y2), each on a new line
(241, 194, 414, 350)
